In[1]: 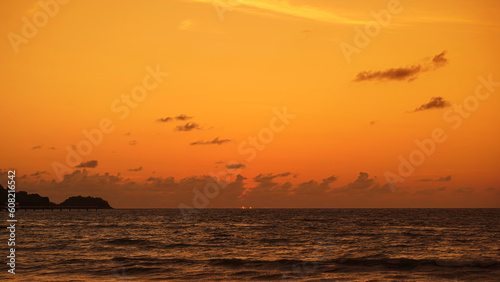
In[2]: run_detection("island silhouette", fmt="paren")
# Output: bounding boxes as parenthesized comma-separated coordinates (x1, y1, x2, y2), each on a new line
(1, 184, 112, 209)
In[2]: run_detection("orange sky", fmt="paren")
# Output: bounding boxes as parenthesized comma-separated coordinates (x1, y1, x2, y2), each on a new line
(1, 0, 499, 208)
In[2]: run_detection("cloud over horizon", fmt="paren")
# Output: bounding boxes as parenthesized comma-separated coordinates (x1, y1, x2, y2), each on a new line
(0, 169, 495, 208)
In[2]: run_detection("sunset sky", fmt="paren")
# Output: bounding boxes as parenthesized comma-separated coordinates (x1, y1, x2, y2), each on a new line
(1, 0, 499, 208)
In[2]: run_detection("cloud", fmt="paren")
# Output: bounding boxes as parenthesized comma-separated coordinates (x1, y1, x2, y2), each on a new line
(253, 172, 291, 185)
(331, 172, 392, 195)
(454, 187, 474, 194)
(190, 137, 232, 145)
(75, 160, 98, 168)
(175, 122, 201, 131)
(336, 172, 374, 191)
(226, 163, 246, 169)
(194, 0, 366, 25)
(417, 175, 452, 182)
(242, 172, 294, 206)
(369, 121, 376, 125)
(432, 51, 449, 67)
(157, 114, 193, 123)
(414, 186, 446, 195)
(292, 175, 338, 196)
(32, 145, 42, 149)
(124, 131, 132, 136)
(2, 169, 496, 208)
(47, 146, 57, 150)
(30, 171, 49, 177)
(354, 51, 448, 82)
(128, 166, 143, 172)
(129, 140, 138, 146)
(412, 97, 451, 112)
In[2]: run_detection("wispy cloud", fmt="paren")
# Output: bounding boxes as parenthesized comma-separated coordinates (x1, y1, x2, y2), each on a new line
(128, 166, 143, 172)
(157, 114, 193, 123)
(354, 51, 449, 82)
(190, 137, 232, 145)
(417, 175, 452, 182)
(226, 163, 246, 169)
(412, 97, 451, 112)
(30, 170, 49, 177)
(175, 122, 201, 131)
(32, 145, 42, 149)
(193, 0, 365, 25)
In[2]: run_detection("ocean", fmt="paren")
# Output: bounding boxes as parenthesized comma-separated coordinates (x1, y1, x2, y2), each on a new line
(6, 209, 500, 281)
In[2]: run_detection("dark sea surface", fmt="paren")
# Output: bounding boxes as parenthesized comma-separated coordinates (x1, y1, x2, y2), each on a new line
(5, 209, 500, 281)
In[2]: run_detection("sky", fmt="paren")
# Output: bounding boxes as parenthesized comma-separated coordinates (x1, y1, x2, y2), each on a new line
(0, 0, 499, 208)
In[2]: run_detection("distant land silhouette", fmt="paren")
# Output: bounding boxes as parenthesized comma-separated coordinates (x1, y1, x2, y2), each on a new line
(0, 185, 112, 209)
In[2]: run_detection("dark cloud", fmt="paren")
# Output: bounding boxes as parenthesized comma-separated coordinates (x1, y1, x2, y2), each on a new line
(157, 114, 193, 123)
(190, 137, 232, 145)
(128, 166, 143, 172)
(30, 171, 49, 177)
(432, 51, 449, 67)
(175, 122, 201, 132)
(323, 175, 338, 183)
(124, 131, 132, 136)
(292, 175, 338, 197)
(226, 163, 246, 169)
(369, 121, 376, 125)
(129, 140, 138, 146)
(331, 172, 392, 195)
(2, 169, 496, 208)
(353, 51, 448, 82)
(437, 175, 452, 182)
(417, 175, 452, 182)
(242, 173, 294, 206)
(32, 145, 42, 149)
(354, 65, 422, 82)
(413, 97, 451, 112)
(75, 160, 98, 168)
(47, 146, 57, 150)
(253, 172, 292, 185)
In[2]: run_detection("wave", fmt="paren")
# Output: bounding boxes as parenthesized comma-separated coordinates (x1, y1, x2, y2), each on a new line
(106, 238, 151, 246)
(206, 257, 500, 270)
